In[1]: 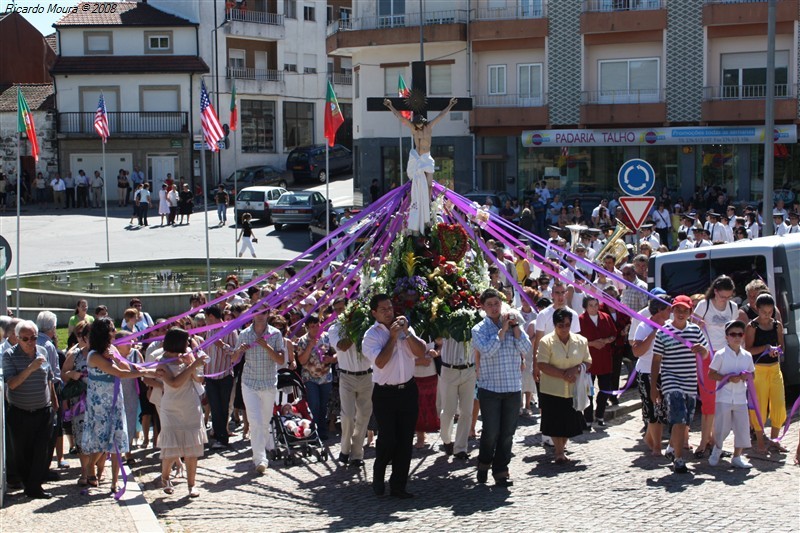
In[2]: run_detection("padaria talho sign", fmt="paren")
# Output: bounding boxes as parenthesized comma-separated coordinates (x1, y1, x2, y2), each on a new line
(522, 125, 798, 148)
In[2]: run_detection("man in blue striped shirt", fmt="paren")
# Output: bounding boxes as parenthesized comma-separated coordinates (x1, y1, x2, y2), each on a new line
(472, 288, 532, 487)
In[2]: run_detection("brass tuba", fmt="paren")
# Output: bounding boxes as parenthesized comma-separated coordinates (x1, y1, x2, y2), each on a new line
(565, 224, 588, 253)
(594, 220, 632, 267)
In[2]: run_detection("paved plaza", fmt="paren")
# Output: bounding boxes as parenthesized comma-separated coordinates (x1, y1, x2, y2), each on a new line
(2, 392, 798, 532)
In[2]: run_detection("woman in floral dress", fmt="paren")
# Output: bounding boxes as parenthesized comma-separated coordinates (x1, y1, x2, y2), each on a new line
(296, 314, 335, 440)
(82, 318, 154, 492)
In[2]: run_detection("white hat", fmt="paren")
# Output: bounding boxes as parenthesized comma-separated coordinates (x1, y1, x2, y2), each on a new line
(301, 296, 317, 306)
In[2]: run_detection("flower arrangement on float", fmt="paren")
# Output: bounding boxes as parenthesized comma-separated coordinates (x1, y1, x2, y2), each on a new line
(342, 220, 488, 350)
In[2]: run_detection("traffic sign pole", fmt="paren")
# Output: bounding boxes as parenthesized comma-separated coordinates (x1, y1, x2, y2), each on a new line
(619, 196, 656, 230)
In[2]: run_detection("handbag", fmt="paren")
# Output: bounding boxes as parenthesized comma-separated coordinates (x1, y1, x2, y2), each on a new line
(61, 378, 87, 401)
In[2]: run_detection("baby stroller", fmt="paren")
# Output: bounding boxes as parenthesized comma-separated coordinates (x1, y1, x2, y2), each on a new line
(269, 368, 329, 465)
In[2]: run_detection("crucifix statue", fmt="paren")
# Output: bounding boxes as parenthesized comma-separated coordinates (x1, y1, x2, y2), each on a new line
(367, 61, 472, 233)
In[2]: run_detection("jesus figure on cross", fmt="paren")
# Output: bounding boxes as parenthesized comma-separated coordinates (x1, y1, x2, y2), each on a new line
(383, 96, 458, 233)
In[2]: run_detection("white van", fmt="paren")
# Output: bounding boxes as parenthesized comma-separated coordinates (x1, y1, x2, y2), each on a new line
(649, 234, 800, 394)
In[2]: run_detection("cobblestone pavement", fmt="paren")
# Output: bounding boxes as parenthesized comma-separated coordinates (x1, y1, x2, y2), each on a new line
(3, 393, 799, 532)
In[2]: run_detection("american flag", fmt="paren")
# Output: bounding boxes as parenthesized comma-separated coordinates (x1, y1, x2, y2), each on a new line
(94, 93, 110, 143)
(200, 80, 224, 152)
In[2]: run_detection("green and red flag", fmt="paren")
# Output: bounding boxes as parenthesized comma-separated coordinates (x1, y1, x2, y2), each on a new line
(398, 75, 412, 121)
(17, 87, 39, 161)
(229, 80, 238, 131)
(323, 81, 344, 147)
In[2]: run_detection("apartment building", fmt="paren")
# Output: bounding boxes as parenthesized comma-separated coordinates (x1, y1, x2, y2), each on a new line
(152, 0, 350, 184)
(327, 0, 800, 203)
(52, 1, 208, 189)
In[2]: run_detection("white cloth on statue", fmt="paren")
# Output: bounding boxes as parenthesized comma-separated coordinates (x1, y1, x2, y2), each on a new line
(406, 149, 434, 234)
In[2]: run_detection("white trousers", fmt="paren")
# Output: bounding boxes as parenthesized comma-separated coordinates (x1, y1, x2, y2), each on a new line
(714, 401, 750, 449)
(438, 365, 477, 454)
(239, 236, 256, 257)
(241, 383, 277, 465)
(338, 372, 373, 460)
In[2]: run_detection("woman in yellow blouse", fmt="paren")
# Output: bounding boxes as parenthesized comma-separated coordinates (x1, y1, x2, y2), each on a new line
(537, 308, 592, 464)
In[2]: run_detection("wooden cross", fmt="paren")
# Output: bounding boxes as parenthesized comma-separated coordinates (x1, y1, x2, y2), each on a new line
(366, 61, 472, 118)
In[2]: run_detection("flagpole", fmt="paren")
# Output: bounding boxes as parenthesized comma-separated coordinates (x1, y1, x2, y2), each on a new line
(399, 123, 404, 186)
(232, 131, 238, 256)
(201, 137, 212, 300)
(102, 138, 109, 262)
(15, 131, 21, 315)
(325, 139, 330, 250)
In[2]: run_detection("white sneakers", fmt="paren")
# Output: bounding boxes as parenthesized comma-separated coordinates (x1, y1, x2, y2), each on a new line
(256, 462, 268, 474)
(708, 447, 752, 469)
(708, 447, 722, 466)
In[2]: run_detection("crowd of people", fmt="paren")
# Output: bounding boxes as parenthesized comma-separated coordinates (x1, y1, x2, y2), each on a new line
(479, 183, 800, 253)
(0, 170, 197, 228)
(2, 236, 798, 501)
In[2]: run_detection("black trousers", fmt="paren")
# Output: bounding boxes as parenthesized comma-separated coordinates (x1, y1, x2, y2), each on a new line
(206, 376, 234, 445)
(372, 380, 418, 492)
(65, 188, 75, 208)
(584, 373, 615, 422)
(8, 405, 52, 494)
(76, 186, 89, 208)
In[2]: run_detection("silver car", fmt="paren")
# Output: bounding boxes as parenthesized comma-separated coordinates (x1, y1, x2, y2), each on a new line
(271, 190, 330, 230)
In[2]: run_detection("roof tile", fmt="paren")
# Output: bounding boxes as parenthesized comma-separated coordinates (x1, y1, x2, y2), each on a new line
(55, 1, 195, 27)
(0, 84, 55, 112)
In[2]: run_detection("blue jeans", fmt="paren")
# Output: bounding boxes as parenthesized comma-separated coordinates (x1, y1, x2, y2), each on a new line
(477, 388, 521, 479)
(304, 380, 332, 439)
(217, 203, 226, 223)
(205, 376, 234, 445)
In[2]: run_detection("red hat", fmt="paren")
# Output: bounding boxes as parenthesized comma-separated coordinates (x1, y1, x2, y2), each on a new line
(672, 295, 693, 309)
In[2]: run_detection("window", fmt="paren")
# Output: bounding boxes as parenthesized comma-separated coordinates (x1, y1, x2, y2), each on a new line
(145, 31, 172, 54)
(384, 66, 405, 96)
(378, 0, 405, 27)
(303, 5, 315, 21)
(327, 5, 333, 23)
(84, 31, 112, 54)
(284, 0, 296, 18)
(598, 58, 659, 103)
(284, 51, 297, 72)
(339, 7, 352, 20)
(721, 51, 789, 99)
(429, 64, 451, 95)
(242, 100, 276, 153)
(283, 101, 314, 150)
(228, 48, 245, 71)
(488, 65, 506, 95)
(518, 63, 543, 105)
(354, 70, 359, 98)
(140, 86, 180, 112)
(303, 54, 317, 74)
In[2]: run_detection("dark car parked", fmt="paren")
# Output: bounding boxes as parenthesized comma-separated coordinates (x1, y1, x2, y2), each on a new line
(287, 144, 352, 183)
(209, 165, 293, 203)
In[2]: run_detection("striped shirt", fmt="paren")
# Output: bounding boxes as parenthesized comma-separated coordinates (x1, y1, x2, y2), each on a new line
(472, 315, 532, 394)
(205, 330, 238, 379)
(653, 321, 707, 396)
(238, 324, 285, 390)
(3, 344, 53, 410)
(439, 337, 474, 366)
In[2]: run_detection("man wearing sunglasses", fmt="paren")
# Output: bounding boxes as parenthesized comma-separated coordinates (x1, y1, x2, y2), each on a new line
(3, 321, 58, 499)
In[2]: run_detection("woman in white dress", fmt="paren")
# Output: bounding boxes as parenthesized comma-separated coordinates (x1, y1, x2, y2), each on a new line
(158, 184, 170, 226)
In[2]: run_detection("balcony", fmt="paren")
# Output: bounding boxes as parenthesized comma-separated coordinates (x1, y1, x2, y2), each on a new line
(225, 8, 285, 40)
(582, 0, 664, 11)
(702, 84, 798, 122)
(703, 0, 799, 26)
(226, 67, 284, 94)
(326, 10, 468, 54)
(581, 89, 666, 125)
(57, 112, 188, 137)
(471, 2, 548, 44)
(471, 93, 549, 132)
(581, 0, 666, 35)
(331, 72, 352, 86)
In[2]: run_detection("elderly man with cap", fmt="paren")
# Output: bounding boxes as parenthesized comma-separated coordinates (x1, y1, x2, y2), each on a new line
(3, 320, 58, 499)
(651, 294, 709, 473)
(773, 211, 788, 236)
(787, 211, 800, 234)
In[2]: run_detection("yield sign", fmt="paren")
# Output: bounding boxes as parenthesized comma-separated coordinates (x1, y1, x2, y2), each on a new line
(619, 196, 655, 230)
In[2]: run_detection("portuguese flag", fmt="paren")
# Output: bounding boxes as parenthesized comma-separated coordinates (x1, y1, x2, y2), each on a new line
(398, 75, 412, 120)
(17, 87, 40, 162)
(323, 81, 344, 147)
(229, 80, 238, 131)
